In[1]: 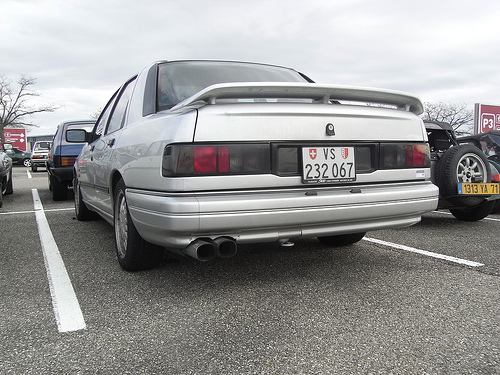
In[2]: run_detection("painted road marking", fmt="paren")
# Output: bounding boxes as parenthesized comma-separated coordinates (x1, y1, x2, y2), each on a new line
(0, 208, 74, 216)
(32, 189, 86, 333)
(364, 237, 484, 267)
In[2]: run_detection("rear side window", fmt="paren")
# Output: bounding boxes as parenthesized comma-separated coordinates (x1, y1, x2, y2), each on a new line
(106, 78, 136, 135)
(94, 93, 117, 138)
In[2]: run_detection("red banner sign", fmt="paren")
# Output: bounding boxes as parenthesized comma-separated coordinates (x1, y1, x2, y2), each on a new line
(2, 128, 28, 151)
(474, 104, 500, 134)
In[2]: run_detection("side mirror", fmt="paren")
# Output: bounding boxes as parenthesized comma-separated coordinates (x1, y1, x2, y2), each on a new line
(66, 129, 89, 143)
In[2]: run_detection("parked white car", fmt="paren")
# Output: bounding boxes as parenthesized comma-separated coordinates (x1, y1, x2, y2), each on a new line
(30, 140, 52, 172)
(71, 60, 439, 271)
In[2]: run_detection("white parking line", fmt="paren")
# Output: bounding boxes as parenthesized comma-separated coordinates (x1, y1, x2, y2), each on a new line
(26, 170, 32, 178)
(32, 189, 86, 333)
(364, 237, 484, 267)
(0, 208, 74, 216)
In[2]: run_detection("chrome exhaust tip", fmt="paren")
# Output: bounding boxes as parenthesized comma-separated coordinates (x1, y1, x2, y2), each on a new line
(182, 239, 217, 261)
(213, 237, 237, 258)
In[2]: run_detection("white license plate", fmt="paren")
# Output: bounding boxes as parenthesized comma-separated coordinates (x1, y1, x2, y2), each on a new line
(302, 147, 356, 184)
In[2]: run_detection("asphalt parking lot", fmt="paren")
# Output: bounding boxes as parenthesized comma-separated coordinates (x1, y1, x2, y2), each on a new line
(1, 166, 499, 374)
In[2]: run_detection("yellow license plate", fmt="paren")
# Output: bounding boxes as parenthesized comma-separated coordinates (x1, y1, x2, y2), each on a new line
(458, 183, 500, 195)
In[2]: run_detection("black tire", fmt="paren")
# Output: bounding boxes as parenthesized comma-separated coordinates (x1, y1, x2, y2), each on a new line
(492, 199, 500, 214)
(31, 165, 38, 172)
(73, 177, 96, 221)
(0, 182, 3, 208)
(50, 174, 68, 201)
(318, 232, 366, 246)
(114, 179, 163, 271)
(23, 158, 31, 167)
(5, 169, 13, 195)
(436, 144, 491, 207)
(449, 200, 495, 221)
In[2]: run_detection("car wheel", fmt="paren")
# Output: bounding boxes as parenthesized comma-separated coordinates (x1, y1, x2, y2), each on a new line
(317, 232, 366, 246)
(31, 165, 38, 172)
(73, 177, 96, 221)
(449, 200, 495, 221)
(436, 144, 491, 207)
(491, 199, 500, 214)
(0, 181, 3, 208)
(50, 174, 68, 201)
(114, 179, 163, 271)
(23, 158, 32, 167)
(5, 169, 13, 195)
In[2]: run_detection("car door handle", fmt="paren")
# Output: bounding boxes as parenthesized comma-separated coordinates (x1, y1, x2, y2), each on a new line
(107, 139, 115, 147)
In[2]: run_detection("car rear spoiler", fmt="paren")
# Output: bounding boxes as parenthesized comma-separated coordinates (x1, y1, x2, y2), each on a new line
(170, 82, 424, 114)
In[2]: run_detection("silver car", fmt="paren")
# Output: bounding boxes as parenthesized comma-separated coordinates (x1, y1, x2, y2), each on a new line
(0, 148, 13, 208)
(72, 60, 439, 271)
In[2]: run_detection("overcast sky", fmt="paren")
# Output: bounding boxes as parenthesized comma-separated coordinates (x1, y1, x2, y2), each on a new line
(2, 0, 500, 136)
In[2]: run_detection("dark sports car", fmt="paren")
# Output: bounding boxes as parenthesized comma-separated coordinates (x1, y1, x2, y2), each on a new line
(4, 147, 32, 167)
(425, 121, 499, 221)
(458, 130, 500, 213)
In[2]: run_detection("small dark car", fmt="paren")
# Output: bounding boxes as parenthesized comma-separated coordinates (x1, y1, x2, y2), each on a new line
(47, 120, 95, 200)
(4, 147, 32, 167)
(0, 148, 13, 208)
(425, 121, 499, 221)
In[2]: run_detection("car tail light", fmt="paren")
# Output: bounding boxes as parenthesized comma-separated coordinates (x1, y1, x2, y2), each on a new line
(379, 143, 430, 169)
(61, 157, 77, 166)
(163, 142, 430, 178)
(491, 174, 500, 182)
(193, 146, 217, 173)
(163, 144, 270, 176)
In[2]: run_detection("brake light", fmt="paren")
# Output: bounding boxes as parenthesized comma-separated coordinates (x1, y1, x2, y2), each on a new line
(163, 144, 270, 176)
(380, 143, 430, 169)
(406, 144, 429, 167)
(492, 174, 500, 182)
(194, 146, 217, 173)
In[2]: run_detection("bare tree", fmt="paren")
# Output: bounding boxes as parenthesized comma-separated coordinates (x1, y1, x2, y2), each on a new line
(421, 102, 473, 136)
(0, 75, 58, 145)
(89, 107, 103, 120)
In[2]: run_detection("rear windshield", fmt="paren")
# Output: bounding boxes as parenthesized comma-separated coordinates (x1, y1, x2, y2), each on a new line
(33, 142, 51, 150)
(157, 61, 310, 110)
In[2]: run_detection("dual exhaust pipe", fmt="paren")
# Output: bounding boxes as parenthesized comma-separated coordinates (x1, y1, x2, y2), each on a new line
(182, 237, 237, 261)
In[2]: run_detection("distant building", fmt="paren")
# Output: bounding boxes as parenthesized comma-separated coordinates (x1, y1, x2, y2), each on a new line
(27, 134, 54, 150)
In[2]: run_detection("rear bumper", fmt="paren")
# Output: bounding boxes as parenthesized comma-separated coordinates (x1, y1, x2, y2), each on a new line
(48, 165, 74, 183)
(31, 158, 48, 166)
(126, 181, 439, 248)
